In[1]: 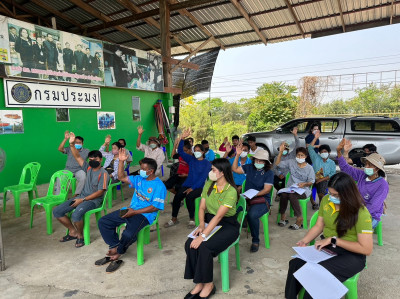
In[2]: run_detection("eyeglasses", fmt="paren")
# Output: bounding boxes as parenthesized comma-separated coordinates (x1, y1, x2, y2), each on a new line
(327, 192, 339, 198)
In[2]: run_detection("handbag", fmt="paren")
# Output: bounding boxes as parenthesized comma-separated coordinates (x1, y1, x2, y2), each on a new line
(248, 196, 266, 205)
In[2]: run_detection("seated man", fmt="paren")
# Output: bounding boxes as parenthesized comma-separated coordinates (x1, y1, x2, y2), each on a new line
(53, 132, 109, 248)
(57, 130, 89, 196)
(219, 135, 239, 156)
(118, 138, 133, 164)
(247, 135, 261, 156)
(95, 151, 166, 273)
(202, 139, 215, 161)
(100, 135, 124, 183)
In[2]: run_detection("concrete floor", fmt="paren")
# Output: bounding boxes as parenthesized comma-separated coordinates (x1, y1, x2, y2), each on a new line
(0, 165, 399, 299)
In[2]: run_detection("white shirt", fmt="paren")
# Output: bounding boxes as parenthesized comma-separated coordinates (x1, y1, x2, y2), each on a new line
(137, 143, 165, 175)
(249, 147, 262, 155)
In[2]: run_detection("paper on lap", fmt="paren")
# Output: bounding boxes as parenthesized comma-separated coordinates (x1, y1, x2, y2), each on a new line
(241, 189, 259, 199)
(277, 184, 306, 195)
(188, 223, 222, 241)
(292, 246, 335, 263)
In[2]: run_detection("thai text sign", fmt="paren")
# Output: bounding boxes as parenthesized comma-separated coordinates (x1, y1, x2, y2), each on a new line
(4, 79, 101, 108)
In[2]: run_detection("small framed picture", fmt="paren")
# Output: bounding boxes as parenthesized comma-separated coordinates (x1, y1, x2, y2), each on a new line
(97, 111, 116, 130)
(56, 108, 70, 122)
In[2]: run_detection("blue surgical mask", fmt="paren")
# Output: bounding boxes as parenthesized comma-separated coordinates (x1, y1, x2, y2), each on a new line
(149, 143, 157, 149)
(194, 151, 202, 159)
(75, 144, 82, 150)
(364, 168, 374, 176)
(139, 170, 149, 178)
(320, 152, 329, 159)
(329, 195, 340, 205)
(282, 150, 288, 156)
(254, 163, 264, 169)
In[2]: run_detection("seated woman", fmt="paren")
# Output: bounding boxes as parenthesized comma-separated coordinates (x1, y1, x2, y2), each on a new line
(223, 142, 252, 191)
(307, 131, 336, 209)
(232, 145, 273, 252)
(275, 143, 315, 230)
(184, 158, 240, 299)
(99, 135, 124, 183)
(285, 172, 373, 299)
(337, 138, 388, 229)
(165, 129, 211, 229)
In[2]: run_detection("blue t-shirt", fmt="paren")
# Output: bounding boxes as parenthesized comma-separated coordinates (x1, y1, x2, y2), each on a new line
(128, 175, 166, 225)
(230, 156, 252, 186)
(242, 164, 274, 204)
(305, 134, 319, 153)
(205, 149, 216, 162)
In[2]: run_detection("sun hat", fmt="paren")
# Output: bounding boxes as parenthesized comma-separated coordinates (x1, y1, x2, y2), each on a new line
(253, 149, 270, 163)
(361, 153, 385, 171)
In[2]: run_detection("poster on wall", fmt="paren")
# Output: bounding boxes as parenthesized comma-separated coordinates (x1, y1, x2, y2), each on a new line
(97, 111, 115, 130)
(56, 108, 69, 122)
(0, 110, 24, 134)
(103, 42, 163, 92)
(5, 17, 104, 85)
(132, 96, 140, 121)
(4, 79, 101, 109)
(0, 16, 10, 63)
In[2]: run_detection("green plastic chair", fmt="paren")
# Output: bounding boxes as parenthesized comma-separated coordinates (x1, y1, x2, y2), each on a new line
(30, 170, 74, 235)
(66, 185, 109, 246)
(375, 220, 383, 246)
(117, 210, 162, 266)
(194, 197, 201, 226)
(218, 195, 247, 293)
(3, 162, 41, 217)
(107, 180, 124, 209)
(276, 196, 311, 229)
(70, 177, 77, 195)
(242, 180, 271, 249)
(299, 211, 361, 299)
(215, 153, 221, 159)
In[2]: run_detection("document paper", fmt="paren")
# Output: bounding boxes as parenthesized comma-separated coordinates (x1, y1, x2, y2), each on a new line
(241, 189, 259, 199)
(188, 223, 222, 241)
(292, 246, 334, 264)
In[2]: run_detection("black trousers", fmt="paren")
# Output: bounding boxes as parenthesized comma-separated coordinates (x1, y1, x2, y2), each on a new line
(164, 174, 186, 192)
(273, 175, 286, 191)
(172, 186, 202, 219)
(184, 213, 240, 283)
(285, 246, 366, 299)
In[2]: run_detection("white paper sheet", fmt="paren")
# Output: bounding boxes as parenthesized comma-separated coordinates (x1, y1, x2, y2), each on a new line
(277, 184, 306, 195)
(292, 246, 334, 264)
(241, 189, 259, 199)
(293, 262, 348, 299)
(187, 223, 222, 241)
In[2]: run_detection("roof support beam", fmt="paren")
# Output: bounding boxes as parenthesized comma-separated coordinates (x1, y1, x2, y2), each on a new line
(116, 0, 192, 53)
(160, 0, 172, 89)
(336, 0, 346, 32)
(86, 0, 220, 33)
(229, 0, 267, 45)
(2, 0, 53, 28)
(67, 0, 160, 53)
(390, 0, 395, 25)
(283, 0, 305, 38)
(171, 37, 213, 73)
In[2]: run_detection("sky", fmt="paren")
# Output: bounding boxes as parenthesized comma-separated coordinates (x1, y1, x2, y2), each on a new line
(195, 23, 400, 103)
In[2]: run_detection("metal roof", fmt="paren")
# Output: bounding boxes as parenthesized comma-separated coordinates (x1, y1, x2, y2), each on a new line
(2, 0, 399, 57)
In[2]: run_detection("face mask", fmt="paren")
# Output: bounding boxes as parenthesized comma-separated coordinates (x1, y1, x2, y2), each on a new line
(296, 158, 306, 164)
(364, 168, 375, 176)
(194, 151, 202, 159)
(140, 169, 149, 178)
(149, 143, 157, 149)
(89, 160, 100, 168)
(112, 149, 118, 155)
(282, 150, 288, 156)
(329, 195, 340, 205)
(204, 147, 209, 152)
(208, 170, 218, 181)
(254, 163, 264, 169)
(320, 152, 329, 159)
(75, 144, 82, 150)
(240, 151, 248, 158)
(313, 130, 318, 135)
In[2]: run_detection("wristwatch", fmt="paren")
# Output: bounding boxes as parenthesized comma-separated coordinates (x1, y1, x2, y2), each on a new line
(82, 197, 86, 202)
(201, 233, 207, 239)
(331, 236, 337, 248)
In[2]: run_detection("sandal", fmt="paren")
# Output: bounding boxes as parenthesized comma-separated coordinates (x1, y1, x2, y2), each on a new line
(278, 220, 289, 227)
(75, 238, 85, 248)
(95, 256, 111, 266)
(164, 219, 179, 228)
(187, 220, 196, 229)
(106, 260, 123, 273)
(59, 234, 77, 242)
(250, 243, 259, 253)
(312, 203, 319, 210)
(289, 224, 303, 230)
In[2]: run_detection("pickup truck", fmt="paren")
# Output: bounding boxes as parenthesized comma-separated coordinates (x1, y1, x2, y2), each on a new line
(243, 116, 400, 165)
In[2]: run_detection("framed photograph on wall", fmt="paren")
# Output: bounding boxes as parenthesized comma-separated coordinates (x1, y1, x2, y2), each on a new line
(0, 110, 24, 134)
(97, 111, 116, 130)
(132, 96, 140, 121)
(56, 108, 70, 122)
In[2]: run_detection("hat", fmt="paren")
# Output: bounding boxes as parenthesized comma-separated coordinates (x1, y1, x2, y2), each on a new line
(148, 137, 160, 146)
(361, 153, 385, 171)
(253, 149, 271, 163)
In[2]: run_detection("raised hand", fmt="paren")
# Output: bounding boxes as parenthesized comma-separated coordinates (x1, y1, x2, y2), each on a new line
(314, 130, 321, 139)
(137, 125, 144, 135)
(337, 138, 345, 152)
(64, 130, 70, 140)
(105, 134, 111, 144)
(225, 142, 232, 153)
(291, 127, 298, 136)
(344, 139, 353, 152)
(181, 128, 191, 139)
(118, 148, 128, 162)
(69, 132, 76, 144)
(223, 136, 228, 144)
(236, 143, 243, 156)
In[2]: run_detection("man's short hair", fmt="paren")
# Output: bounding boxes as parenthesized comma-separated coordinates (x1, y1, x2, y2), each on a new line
(141, 157, 157, 172)
(319, 144, 331, 153)
(118, 138, 126, 145)
(201, 140, 209, 145)
(363, 144, 377, 153)
(247, 135, 256, 142)
(88, 150, 102, 159)
(183, 140, 191, 150)
(187, 137, 194, 143)
(296, 147, 308, 156)
(75, 136, 84, 143)
(232, 135, 240, 141)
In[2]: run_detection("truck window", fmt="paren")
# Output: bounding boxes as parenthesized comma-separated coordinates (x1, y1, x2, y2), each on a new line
(351, 120, 400, 132)
(281, 121, 308, 133)
(375, 121, 400, 132)
(320, 120, 339, 133)
(351, 121, 373, 131)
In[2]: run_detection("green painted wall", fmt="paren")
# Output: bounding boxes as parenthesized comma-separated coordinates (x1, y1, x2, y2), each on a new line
(0, 78, 172, 191)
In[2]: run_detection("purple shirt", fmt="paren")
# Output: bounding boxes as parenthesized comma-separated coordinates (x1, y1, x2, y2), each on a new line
(338, 156, 389, 221)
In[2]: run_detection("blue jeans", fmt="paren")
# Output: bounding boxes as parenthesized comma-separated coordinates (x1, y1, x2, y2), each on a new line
(53, 198, 97, 222)
(98, 210, 149, 255)
(247, 203, 269, 244)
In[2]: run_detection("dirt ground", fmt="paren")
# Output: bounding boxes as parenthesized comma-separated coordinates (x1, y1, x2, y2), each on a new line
(0, 165, 399, 299)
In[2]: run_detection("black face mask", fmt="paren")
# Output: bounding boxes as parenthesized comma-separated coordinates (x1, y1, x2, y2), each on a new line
(89, 160, 101, 168)
(204, 147, 209, 152)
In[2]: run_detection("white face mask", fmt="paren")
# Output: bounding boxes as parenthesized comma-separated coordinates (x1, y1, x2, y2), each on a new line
(208, 170, 218, 181)
(194, 151, 202, 159)
(240, 151, 248, 158)
(320, 152, 329, 159)
(296, 157, 306, 164)
(313, 130, 318, 135)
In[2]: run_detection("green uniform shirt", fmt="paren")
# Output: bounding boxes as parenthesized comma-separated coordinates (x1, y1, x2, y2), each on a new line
(201, 180, 237, 217)
(318, 195, 373, 242)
